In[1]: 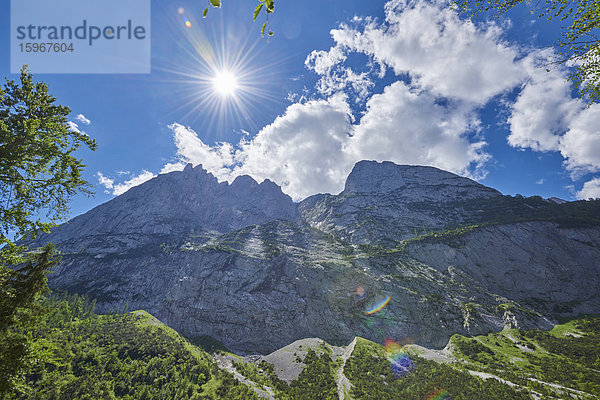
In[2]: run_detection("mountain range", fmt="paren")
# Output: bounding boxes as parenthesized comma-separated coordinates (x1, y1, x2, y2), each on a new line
(28, 160, 600, 354)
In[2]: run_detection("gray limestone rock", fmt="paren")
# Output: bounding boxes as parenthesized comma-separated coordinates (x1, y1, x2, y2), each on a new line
(26, 161, 599, 354)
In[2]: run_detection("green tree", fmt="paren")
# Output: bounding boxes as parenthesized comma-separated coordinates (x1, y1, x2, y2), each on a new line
(0, 66, 97, 261)
(456, 0, 600, 104)
(0, 244, 58, 394)
(0, 66, 97, 394)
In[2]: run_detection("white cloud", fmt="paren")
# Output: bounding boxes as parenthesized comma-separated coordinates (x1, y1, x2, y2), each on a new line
(97, 170, 156, 196)
(536, 178, 544, 185)
(306, 47, 375, 101)
(560, 104, 600, 177)
(159, 162, 187, 175)
(329, 0, 525, 104)
(100, 0, 600, 201)
(161, 85, 486, 200)
(112, 170, 156, 196)
(166, 123, 235, 180)
(75, 114, 91, 125)
(576, 178, 600, 200)
(347, 81, 488, 177)
(96, 172, 114, 192)
(508, 51, 583, 152)
(305, 47, 346, 76)
(506, 51, 600, 179)
(233, 94, 354, 199)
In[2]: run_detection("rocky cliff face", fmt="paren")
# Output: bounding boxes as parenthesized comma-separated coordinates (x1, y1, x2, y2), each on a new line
(300, 161, 501, 244)
(27, 160, 600, 353)
(31, 163, 299, 253)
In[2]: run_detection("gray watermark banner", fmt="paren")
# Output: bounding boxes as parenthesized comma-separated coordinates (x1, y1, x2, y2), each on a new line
(11, 0, 151, 74)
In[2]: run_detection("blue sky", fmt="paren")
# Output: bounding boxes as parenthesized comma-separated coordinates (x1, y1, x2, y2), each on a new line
(2, 0, 600, 220)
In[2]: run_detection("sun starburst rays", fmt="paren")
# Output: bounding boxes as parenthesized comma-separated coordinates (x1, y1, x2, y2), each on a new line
(153, 10, 283, 137)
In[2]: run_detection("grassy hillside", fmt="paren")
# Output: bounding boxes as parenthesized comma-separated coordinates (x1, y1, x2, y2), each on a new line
(6, 294, 599, 399)
(448, 317, 600, 398)
(3, 293, 258, 400)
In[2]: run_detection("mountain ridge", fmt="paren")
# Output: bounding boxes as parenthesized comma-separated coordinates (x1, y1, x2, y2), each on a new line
(26, 160, 600, 354)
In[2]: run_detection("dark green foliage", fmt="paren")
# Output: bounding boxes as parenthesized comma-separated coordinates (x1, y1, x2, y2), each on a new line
(189, 335, 231, 353)
(0, 244, 58, 394)
(0, 67, 97, 259)
(232, 360, 289, 396)
(456, 195, 600, 228)
(233, 347, 338, 400)
(0, 67, 96, 394)
(519, 317, 600, 395)
(2, 294, 258, 400)
(287, 348, 338, 400)
(452, 337, 493, 358)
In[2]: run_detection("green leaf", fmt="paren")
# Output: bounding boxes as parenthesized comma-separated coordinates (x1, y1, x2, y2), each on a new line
(253, 3, 263, 20)
(261, 22, 266, 36)
(203, 7, 208, 17)
(268, 31, 273, 36)
(209, 0, 220, 8)
(265, 0, 275, 13)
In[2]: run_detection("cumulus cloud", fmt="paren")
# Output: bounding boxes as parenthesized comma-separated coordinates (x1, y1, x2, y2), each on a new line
(164, 123, 235, 180)
(508, 55, 582, 152)
(97, 170, 156, 196)
(576, 178, 600, 200)
(98, 0, 600, 201)
(506, 51, 600, 182)
(329, 0, 525, 104)
(160, 95, 354, 199)
(75, 114, 91, 125)
(347, 82, 488, 177)
(160, 85, 487, 199)
(233, 94, 354, 198)
(560, 105, 600, 177)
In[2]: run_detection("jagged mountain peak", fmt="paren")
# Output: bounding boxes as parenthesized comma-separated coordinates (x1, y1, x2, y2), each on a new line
(28, 162, 299, 252)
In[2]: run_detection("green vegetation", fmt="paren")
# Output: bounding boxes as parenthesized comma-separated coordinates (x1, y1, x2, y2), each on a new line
(233, 345, 338, 400)
(449, 316, 600, 398)
(0, 245, 58, 394)
(1, 67, 96, 394)
(399, 224, 483, 251)
(455, 195, 600, 228)
(201, 0, 275, 37)
(0, 67, 97, 262)
(400, 195, 600, 251)
(344, 338, 529, 399)
(2, 293, 258, 400)
(3, 292, 599, 399)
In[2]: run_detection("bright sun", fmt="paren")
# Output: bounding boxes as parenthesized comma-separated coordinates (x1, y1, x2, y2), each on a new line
(212, 70, 238, 96)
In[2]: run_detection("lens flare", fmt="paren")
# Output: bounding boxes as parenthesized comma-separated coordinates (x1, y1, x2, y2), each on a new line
(178, 7, 185, 14)
(365, 296, 391, 315)
(425, 389, 452, 400)
(384, 338, 414, 377)
(154, 10, 283, 135)
(356, 286, 366, 298)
